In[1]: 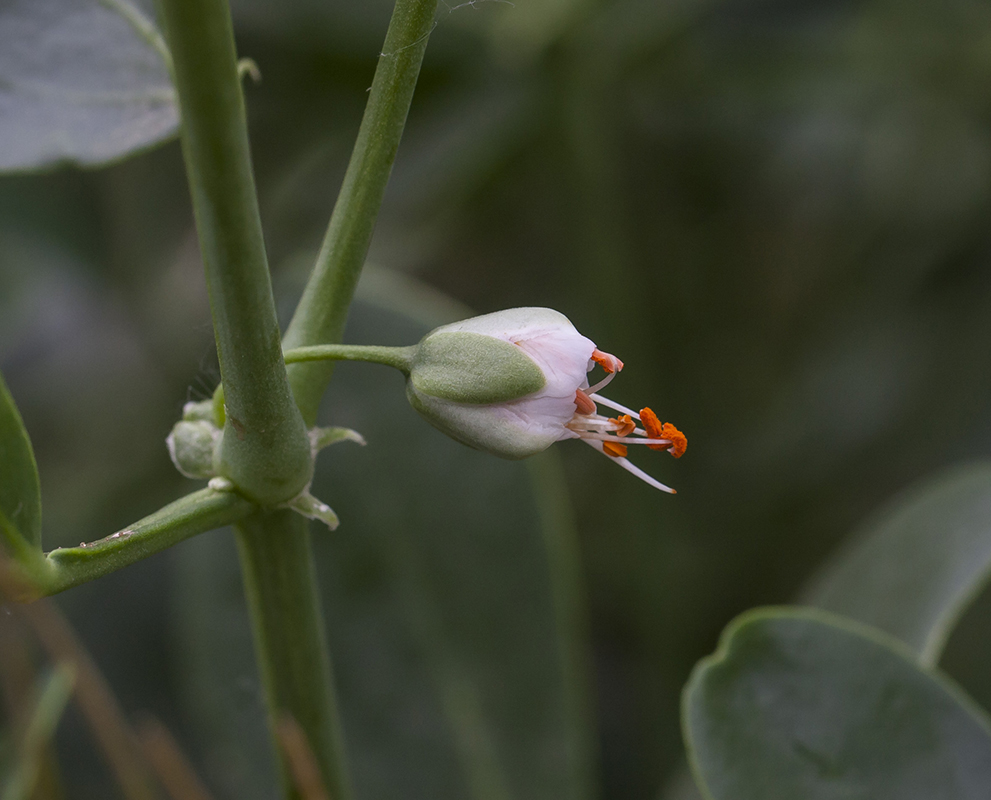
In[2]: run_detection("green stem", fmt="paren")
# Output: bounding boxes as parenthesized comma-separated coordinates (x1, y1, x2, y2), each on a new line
(284, 344, 416, 372)
(282, 0, 440, 424)
(251, 2, 438, 791)
(235, 512, 351, 800)
(158, 0, 312, 506)
(162, 3, 439, 799)
(159, 3, 352, 798)
(527, 452, 598, 800)
(41, 489, 254, 596)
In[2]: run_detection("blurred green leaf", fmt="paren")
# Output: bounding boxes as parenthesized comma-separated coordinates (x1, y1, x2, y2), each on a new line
(684, 607, 991, 800)
(664, 463, 991, 800)
(804, 463, 991, 666)
(0, 369, 42, 552)
(0, 664, 74, 800)
(0, 0, 177, 172)
(175, 285, 591, 800)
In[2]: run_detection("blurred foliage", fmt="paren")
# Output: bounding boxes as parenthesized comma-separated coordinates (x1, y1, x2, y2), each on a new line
(0, 0, 176, 172)
(804, 463, 991, 665)
(684, 608, 991, 800)
(4, 0, 991, 797)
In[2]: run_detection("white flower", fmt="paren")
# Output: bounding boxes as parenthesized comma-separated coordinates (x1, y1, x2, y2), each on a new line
(407, 307, 686, 492)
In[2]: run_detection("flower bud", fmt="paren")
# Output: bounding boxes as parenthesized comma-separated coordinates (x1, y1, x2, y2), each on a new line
(166, 419, 222, 480)
(407, 308, 594, 459)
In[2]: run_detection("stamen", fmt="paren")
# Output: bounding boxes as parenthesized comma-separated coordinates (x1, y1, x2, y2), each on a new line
(574, 389, 597, 415)
(603, 441, 628, 458)
(591, 349, 624, 374)
(582, 439, 676, 493)
(639, 407, 667, 451)
(662, 423, 688, 458)
(567, 417, 620, 431)
(583, 433, 673, 445)
(586, 370, 617, 395)
(610, 415, 636, 437)
(590, 394, 640, 419)
(640, 407, 687, 458)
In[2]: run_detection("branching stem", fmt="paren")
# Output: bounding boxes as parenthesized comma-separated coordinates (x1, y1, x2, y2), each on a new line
(283, 0, 441, 424)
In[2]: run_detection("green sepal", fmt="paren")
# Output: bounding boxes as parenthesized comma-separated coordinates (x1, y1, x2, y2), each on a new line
(310, 426, 366, 453)
(410, 331, 546, 404)
(286, 491, 340, 531)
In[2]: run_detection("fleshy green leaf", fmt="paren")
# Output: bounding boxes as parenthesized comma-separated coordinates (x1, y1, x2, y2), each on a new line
(684, 607, 991, 800)
(663, 464, 991, 800)
(43, 486, 256, 595)
(174, 293, 592, 800)
(0, 0, 177, 172)
(0, 370, 42, 551)
(804, 463, 991, 665)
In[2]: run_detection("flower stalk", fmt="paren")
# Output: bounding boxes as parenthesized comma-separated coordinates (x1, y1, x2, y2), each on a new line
(284, 344, 416, 372)
(282, 0, 442, 424)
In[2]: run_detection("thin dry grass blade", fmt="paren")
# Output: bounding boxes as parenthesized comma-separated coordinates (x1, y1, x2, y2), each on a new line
(137, 716, 215, 800)
(0, 557, 159, 800)
(276, 714, 332, 800)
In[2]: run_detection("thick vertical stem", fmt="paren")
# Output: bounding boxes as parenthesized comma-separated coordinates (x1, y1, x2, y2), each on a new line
(159, 1, 349, 797)
(235, 511, 352, 800)
(162, 1, 440, 798)
(158, 0, 312, 505)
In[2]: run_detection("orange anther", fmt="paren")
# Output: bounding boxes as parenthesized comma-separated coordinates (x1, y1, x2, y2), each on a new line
(602, 441, 628, 458)
(639, 407, 666, 450)
(661, 423, 687, 458)
(610, 414, 635, 437)
(574, 389, 597, 415)
(591, 349, 624, 374)
(640, 407, 687, 458)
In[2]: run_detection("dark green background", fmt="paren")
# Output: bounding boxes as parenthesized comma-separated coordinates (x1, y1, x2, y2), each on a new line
(4, 0, 991, 797)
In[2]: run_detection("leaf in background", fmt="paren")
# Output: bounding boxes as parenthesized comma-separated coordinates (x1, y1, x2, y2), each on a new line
(662, 463, 991, 800)
(0, 370, 42, 550)
(684, 607, 991, 800)
(175, 283, 592, 800)
(0, 0, 177, 172)
(803, 463, 991, 666)
(0, 665, 74, 800)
